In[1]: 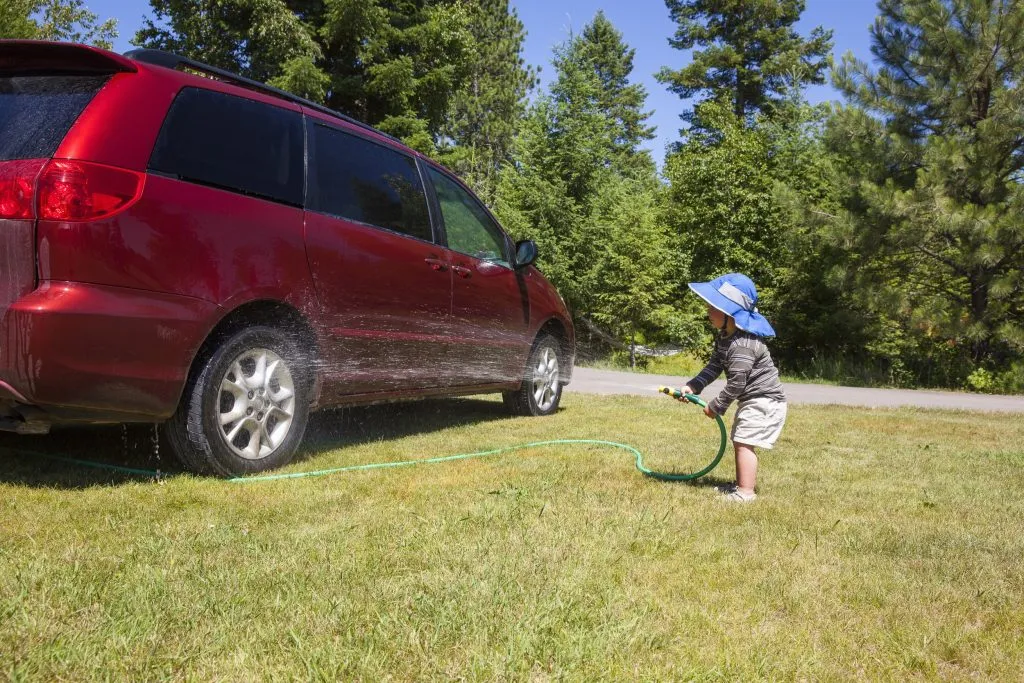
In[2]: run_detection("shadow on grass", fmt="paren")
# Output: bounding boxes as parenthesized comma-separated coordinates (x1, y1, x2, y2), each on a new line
(0, 397, 515, 490)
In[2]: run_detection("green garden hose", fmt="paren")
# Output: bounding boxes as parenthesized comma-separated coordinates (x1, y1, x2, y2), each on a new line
(229, 438, 693, 483)
(652, 387, 728, 481)
(6, 390, 728, 483)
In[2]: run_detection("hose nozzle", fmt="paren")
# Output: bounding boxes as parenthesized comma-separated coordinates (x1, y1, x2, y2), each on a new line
(657, 386, 705, 407)
(658, 386, 684, 399)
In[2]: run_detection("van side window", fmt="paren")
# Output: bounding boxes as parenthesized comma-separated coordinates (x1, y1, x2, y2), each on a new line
(426, 166, 509, 266)
(309, 124, 432, 242)
(149, 87, 304, 206)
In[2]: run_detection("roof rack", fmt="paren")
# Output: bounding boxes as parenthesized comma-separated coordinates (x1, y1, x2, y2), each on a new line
(123, 48, 402, 145)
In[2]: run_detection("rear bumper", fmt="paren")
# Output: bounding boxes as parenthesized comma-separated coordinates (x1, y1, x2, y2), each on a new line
(0, 281, 218, 423)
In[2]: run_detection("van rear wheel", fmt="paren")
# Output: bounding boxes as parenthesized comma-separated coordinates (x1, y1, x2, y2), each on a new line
(503, 334, 562, 416)
(166, 326, 311, 476)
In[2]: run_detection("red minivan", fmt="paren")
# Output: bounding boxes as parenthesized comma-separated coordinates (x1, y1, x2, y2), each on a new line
(0, 41, 574, 476)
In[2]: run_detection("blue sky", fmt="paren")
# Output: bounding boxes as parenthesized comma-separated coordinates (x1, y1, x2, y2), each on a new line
(88, 0, 880, 160)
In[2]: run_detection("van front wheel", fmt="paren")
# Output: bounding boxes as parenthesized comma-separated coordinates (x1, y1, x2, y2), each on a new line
(503, 334, 562, 416)
(166, 326, 311, 476)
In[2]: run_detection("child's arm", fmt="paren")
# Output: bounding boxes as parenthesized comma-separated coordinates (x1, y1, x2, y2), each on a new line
(685, 345, 724, 396)
(707, 343, 757, 415)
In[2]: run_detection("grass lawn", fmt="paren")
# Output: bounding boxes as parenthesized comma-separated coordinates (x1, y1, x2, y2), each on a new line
(1, 393, 1022, 680)
(582, 352, 922, 389)
(581, 353, 841, 388)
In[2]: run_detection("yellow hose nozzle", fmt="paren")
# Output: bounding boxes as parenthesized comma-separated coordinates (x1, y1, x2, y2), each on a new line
(657, 386, 705, 407)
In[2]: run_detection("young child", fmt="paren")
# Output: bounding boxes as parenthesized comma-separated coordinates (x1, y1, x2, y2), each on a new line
(681, 273, 787, 502)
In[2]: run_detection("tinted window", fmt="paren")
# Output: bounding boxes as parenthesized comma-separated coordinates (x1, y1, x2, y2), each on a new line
(427, 167, 508, 266)
(309, 124, 432, 242)
(0, 75, 108, 160)
(149, 88, 303, 206)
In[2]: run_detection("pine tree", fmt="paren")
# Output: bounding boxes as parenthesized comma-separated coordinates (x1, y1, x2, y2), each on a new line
(135, 0, 323, 92)
(830, 0, 1024, 376)
(495, 98, 594, 317)
(662, 92, 861, 365)
(590, 177, 674, 367)
(326, 0, 473, 152)
(135, 0, 474, 153)
(496, 12, 667, 351)
(663, 100, 780, 289)
(440, 0, 536, 204)
(566, 11, 656, 178)
(540, 12, 657, 206)
(657, 0, 832, 125)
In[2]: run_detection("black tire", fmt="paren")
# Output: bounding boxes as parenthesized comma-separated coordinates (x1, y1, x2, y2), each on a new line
(165, 325, 311, 477)
(503, 333, 563, 416)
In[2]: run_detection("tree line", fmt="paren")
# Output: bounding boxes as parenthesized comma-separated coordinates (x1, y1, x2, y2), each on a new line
(4, 0, 1023, 392)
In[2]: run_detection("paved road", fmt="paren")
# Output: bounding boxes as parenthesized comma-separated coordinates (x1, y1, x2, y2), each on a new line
(566, 367, 1024, 413)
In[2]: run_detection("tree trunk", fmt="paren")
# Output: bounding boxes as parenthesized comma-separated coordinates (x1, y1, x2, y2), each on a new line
(734, 80, 746, 119)
(629, 329, 636, 369)
(970, 268, 990, 363)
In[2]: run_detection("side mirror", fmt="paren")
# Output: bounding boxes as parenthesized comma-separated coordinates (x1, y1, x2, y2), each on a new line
(514, 240, 537, 269)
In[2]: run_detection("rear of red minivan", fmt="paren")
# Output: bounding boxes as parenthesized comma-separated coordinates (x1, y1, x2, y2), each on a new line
(0, 41, 215, 430)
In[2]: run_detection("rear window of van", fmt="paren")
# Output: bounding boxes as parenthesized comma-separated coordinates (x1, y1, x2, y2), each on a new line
(0, 75, 108, 160)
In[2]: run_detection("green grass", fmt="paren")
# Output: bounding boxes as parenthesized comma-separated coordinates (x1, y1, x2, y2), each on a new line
(582, 352, 837, 387)
(1, 395, 1023, 680)
(581, 351, 704, 378)
(582, 352, 957, 391)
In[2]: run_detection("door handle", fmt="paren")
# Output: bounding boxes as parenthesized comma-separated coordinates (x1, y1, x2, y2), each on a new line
(424, 258, 448, 272)
(452, 265, 472, 279)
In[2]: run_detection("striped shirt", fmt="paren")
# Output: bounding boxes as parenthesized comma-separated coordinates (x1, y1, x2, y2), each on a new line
(688, 331, 786, 415)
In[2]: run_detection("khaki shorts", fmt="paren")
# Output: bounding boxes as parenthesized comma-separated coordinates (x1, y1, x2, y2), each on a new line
(731, 397, 788, 449)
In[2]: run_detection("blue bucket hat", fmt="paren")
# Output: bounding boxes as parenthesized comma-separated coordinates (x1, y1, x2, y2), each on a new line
(688, 273, 776, 338)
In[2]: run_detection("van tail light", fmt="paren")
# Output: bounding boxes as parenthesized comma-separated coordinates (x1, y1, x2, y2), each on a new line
(0, 158, 144, 221)
(37, 159, 144, 221)
(0, 159, 46, 219)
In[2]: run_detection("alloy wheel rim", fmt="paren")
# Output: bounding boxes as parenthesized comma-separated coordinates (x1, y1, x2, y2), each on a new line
(531, 346, 559, 411)
(216, 348, 296, 460)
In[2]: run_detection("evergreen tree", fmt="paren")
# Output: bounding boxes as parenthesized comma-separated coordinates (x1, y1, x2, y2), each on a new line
(657, 0, 832, 125)
(323, 0, 473, 152)
(496, 98, 594, 317)
(830, 0, 1024, 379)
(567, 11, 656, 177)
(768, 102, 871, 375)
(663, 94, 861, 365)
(664, 100, 781, 289)
(135, 0, 323, 94)
(439, 0, 536, 204)
(136, 0, 474, 153)
(1, 0, 117, 48)
(496, 13, 667, 351)
(590, 176, 675, 367)
(540, 12, 657, 206)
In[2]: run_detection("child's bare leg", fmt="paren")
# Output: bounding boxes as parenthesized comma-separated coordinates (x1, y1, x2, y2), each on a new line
(734, 442, 758, 495)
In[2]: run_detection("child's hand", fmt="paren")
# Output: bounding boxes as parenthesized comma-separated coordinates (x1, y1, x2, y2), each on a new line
(674, 385, 694, 402)
(676, 385, 694, 400)
(703, 405, 716, 419)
